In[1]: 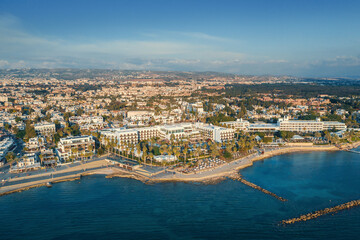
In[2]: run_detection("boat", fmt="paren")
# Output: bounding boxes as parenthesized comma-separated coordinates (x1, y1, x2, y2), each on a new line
(46, 182, 52, 188)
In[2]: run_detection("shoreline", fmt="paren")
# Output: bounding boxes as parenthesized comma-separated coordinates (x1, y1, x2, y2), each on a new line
(148, 145, 340, 183)
(1, 142, 359, 196)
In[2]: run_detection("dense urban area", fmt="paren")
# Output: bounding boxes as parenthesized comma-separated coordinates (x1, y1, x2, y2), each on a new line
(1, 69, 360, 180)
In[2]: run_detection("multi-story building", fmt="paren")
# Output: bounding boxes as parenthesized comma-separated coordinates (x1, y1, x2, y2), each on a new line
(195, 123, 235, 142)
(187, 102, 204, 113)
(34, 122, 56, 136)
(278, 117, 323, 132)
(247, 123, 279, 132)
(278, 116, 346, 132)
(25, 136, 46, 153)
(100, 128, 138, 149)
(0, 137, 15, 162)
(221, 118, 250, 131)
(10, 153, 40, 172)
(323, 121, 347, 131)
(56, 135, 95, 162)
(40, 149, 59, 166)
(69, 115, 104, 125)
(221, 116, 346, 133)
(137, 127, 159, 141)
(158, 125, 186, 140)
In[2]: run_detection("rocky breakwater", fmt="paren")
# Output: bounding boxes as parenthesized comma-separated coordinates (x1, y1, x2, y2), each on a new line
(229, 174, 287, 202)
(282, 199, 360, 225)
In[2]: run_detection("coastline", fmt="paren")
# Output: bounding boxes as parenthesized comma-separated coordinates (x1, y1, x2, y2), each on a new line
(1, 142, 359, 196)
(148, 145, 340, 184)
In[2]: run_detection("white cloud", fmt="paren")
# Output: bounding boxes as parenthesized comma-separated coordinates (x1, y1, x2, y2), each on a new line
(0, 60, 9, 67)
(1, 14, 358, 77)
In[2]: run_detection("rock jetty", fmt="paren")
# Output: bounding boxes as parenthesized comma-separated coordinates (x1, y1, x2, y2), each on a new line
(282, 199, 360, 224)
(229, 174, 287, 202)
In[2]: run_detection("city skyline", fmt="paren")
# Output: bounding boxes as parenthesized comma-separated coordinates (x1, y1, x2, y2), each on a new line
(0, 0, 360, 77)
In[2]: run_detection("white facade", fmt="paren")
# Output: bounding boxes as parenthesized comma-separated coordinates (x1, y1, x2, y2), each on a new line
(34, 122, 56, 136)
(0, 137, 15, 161)
(195, 123, 234, 142)
(56, 135, 95, 161)
(221, 118, 250, 131)
(220, 116, 346, 133)
(11, 153, 40, 172)
(323, 121, 347, 131)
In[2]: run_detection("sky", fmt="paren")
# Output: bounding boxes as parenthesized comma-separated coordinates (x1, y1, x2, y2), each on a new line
(0, 0, 359, 77)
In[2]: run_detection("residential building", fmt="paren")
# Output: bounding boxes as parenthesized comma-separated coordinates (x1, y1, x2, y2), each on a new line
(56, 135, 95, 162)
(34, 122, 56, 136)
(11, 153, 40, 172)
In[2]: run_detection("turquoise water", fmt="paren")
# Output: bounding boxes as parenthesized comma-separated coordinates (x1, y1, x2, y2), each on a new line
(0, 151, 360, 240)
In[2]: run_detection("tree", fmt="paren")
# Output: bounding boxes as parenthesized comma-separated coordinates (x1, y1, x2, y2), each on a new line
(88, 145, 94, 160)
(5, 152, 16, 163)
(24, 122, 36, 140)
(182, 146, 188, 164)
(136, 143, 141, 162)
(315, 132, 322, 138)
(71, 147, 78, 162)
(149, 152, 154, 166)
(39, 153, 44, 165)
(160, 144, 167, 155)
(210, 142, 219, 158)
(4, 123, 11, 131)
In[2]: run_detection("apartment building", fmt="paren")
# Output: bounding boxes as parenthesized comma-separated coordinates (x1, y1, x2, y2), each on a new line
(56, 135, 95, 161)
(25, 136, 46, 153)
(34, 122, 56, 136)
(11, 153, 40, 172)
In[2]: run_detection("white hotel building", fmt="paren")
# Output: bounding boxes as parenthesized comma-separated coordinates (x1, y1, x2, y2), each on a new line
(220, 118, 250, 131)
(221, 116, 346, 133)
(278, 116, 346, 132)
(100, 123, 235, 149)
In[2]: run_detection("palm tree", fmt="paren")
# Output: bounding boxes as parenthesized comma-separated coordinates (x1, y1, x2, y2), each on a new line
(210, 142, 219, 159)
(149, 152, 154, 166)
(71, 147, 78, 162)
(173, 147, 180, 162)
(142, 150, 148, 164)
(142, 146, 148, 164)
(160, 144, 167, 155)
(182, 145, 188, 164)
(114, 138, 119, 151)
(136, 143, 141, 162)
(39, 153, 44, 166)
(125, 142, 130, 158)
(88, 144, 94, 160)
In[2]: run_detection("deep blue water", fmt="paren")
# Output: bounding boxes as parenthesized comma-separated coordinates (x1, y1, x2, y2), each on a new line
(1, 150, 360, 240)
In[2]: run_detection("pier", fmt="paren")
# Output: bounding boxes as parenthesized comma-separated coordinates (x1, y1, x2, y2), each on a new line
(229, 174, 287, 202)
(346, 149, 360, 154)
(282, 199, 360, 225)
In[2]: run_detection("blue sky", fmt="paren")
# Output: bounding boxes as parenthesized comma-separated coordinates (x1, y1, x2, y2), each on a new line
(0, 0, 359, 77)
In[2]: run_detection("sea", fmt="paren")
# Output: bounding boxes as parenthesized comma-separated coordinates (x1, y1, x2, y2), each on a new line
(0, 149, 360, 240)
